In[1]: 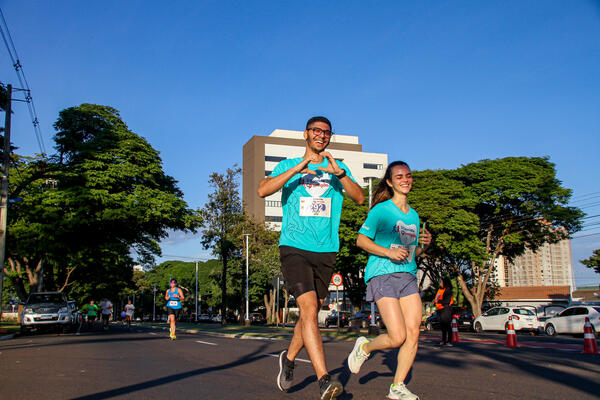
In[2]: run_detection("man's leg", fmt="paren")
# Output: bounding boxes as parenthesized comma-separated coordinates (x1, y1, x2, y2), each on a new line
(289, 290, 327, 379)
(286, 297, 324, 361)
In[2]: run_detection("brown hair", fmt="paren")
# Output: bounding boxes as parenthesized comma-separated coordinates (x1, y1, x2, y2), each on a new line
(370, 161, 410, 209)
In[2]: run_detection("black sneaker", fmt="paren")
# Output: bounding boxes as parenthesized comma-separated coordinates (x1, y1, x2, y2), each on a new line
(277, 350, 295, 392)
(319, 374, 343, 400)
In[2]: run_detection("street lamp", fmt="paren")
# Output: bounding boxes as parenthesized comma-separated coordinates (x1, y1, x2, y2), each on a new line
(365, 176, 379, 335)
(195, 260, 199, 322)
(152, 284, 157, 322)
(243, 233, 252, 326)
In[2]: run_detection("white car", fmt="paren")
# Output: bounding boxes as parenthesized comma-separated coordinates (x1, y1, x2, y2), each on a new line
(544, 305, 600, 337)
(473, 307, 540, 333)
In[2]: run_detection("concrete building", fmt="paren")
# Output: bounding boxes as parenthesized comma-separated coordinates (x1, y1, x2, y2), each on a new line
(243, 129, 388, 230)
(492, 238, 575, 291)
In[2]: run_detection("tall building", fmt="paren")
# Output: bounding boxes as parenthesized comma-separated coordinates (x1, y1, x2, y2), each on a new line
(492, 239, 574, 291)
(243, 129, 388, 230)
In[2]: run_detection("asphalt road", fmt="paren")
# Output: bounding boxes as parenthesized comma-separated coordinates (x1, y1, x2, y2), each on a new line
(1, 324, 598, 400)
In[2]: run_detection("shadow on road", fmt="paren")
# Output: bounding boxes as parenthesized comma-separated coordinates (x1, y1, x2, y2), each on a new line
(69, 341, 272, 400)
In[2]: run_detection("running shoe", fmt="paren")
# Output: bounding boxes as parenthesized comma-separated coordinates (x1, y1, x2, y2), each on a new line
(277, 350, 295, 392)
(318, 374, 343, 400)
(348, 336, 370, 374)
(387, 383, 419, 400)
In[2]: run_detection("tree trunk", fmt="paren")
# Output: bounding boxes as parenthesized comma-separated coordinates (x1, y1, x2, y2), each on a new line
(264, 289, 275, 323)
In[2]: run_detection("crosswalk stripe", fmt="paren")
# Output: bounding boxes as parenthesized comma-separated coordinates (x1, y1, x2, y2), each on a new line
(196, 340, 218, 346)
(267, 353, 311, 363)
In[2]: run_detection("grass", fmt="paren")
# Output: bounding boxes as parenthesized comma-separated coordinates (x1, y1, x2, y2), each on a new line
(0, 320, 20, 335)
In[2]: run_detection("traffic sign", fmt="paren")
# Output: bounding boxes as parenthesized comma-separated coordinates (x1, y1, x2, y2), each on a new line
(331, 273, 343, 287)
(328, 303, 335, 310)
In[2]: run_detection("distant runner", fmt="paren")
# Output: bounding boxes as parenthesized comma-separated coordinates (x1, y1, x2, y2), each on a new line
(258, 116, 364, 399)
(165, 279, 184, 340)
(81, 300, 99, 332)
(100, 298, 113, 330)
(347, 161, 432, 400)
(124, 300, 135, 331)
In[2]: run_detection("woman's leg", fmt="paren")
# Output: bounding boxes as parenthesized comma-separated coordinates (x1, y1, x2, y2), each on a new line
(393, 293, 422, 385)
(363, 297, 407, 354)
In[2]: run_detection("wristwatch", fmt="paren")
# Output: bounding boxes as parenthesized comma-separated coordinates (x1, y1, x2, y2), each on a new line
(335, 169, 346, 179)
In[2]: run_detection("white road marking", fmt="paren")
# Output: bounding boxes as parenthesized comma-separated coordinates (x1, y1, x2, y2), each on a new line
(149, 332, 157, 335)
(196, 340, 218, 346)
(267, 353, 311, 363)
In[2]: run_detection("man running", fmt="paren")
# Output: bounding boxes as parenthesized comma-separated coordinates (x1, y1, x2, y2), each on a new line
(81, 300, 99, 332)
(165, 279, 184, 340)
(124, 300, 135, 331)
(258, 116, 364, 399)
(100, 298, 113, 330)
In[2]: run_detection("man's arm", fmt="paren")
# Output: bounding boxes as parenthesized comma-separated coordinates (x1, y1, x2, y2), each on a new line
(257, 158, 314, 198)
(318, 152, 364, 205)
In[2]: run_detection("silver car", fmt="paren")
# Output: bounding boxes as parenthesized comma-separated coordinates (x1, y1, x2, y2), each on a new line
(20, 292, 74, 334)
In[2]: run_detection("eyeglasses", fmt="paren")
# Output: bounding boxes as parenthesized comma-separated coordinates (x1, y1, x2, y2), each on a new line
(308, 127, 333, 138)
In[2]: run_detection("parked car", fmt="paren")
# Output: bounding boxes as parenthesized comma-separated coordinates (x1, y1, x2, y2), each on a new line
(325, 311, 352, 328)
(210, 314, 222, 323)
(20, 292, 75, 334)
(246, 313, 266, 324)
(198, 314, 211, 322)
(350, 309, 384, 329)
(424, 307, 475, 332)
(473, 306, 540, 334)
(544, 305, 600, 337)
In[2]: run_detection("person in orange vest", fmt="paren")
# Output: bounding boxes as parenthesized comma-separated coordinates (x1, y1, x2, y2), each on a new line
(433, 277, 454, 346)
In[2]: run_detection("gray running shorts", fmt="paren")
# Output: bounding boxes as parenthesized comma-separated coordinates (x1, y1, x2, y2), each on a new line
(366, 272, 418, 302)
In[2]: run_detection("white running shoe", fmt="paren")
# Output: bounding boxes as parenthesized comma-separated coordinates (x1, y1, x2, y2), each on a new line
(347, 336, 370, 374)
(387, 383, 419, 400)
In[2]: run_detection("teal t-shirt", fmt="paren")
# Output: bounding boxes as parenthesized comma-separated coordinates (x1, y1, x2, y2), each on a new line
(270, 157, 356, 252)
(358, 200, 420, 282)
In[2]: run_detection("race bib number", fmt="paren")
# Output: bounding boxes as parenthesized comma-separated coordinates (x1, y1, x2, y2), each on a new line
(168, 300, 178, 307)
(299, 197, 331, 218)
(390, 243, 416, 264)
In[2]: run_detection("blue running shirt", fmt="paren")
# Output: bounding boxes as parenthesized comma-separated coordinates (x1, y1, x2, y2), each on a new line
(270, 157, 356, 252)
(358, 199, 420, 282)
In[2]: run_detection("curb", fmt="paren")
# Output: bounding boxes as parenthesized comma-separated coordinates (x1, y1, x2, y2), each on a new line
(0, 334, 15, 341)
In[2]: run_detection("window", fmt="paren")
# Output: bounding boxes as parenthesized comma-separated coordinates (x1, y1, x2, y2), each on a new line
(363, 163, 383, 170)
(265, 216, 282, 223)
(265, 155, 286, 162)
(265, 200, 282, 208)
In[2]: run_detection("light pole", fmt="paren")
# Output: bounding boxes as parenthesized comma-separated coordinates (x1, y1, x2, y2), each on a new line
(152, 284, 157, 322)
(366, 176, 379, 335)
(195, 260, 198, 322)
(243, 233, 251, 326)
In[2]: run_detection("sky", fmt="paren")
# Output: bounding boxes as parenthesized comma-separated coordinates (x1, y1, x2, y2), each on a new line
(1, 1, 599, 287)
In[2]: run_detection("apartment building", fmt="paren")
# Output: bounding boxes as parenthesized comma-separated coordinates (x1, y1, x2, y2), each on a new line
(243, 129, 388, 230)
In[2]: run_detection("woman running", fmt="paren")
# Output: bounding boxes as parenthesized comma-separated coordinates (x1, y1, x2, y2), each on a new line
(165, 279, 184, 340)
(347, 161, 432, 400)
(124, 300, 135, 331)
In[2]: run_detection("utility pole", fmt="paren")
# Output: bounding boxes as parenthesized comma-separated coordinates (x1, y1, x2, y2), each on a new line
(367, 177, 379, 335)
(195, 261, 198, 322)
(243, 234, 251, 326)
(152, 284, 157, 322)
(0, 84, 12, 318)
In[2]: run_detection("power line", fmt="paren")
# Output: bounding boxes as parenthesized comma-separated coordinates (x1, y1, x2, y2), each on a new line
(0, 8, 46, 155)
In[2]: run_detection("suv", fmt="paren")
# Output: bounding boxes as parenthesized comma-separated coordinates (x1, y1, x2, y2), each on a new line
(325, 311, 352, 328)
(350, 309, 384, 329)
(20, 292, 75, 334)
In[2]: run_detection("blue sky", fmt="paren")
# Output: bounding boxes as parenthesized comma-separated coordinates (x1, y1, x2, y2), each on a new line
(1, 1, 599, 287)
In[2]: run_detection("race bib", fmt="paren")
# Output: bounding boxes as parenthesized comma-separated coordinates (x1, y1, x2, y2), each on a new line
(168, 300, 178, 307)
(299, 197, 331, 218)
(390, 243, 416, 264)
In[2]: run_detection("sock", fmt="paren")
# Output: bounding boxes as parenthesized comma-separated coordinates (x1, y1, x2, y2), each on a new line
(360, 340, 370, 355)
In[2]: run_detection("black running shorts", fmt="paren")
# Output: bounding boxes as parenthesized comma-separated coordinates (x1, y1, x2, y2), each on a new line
(279, 245, 336, 300)
(167, 307, 180, 319)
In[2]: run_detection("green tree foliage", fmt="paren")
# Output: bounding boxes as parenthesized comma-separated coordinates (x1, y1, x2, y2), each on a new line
(4, 104, 198, 302)
(581, 249, 600, 274)
(411, 157, 583, 316)
(198, 166, 243, 324)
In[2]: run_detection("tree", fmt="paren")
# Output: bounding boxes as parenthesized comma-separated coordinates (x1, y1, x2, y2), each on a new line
(4, 104, 199, 302)
(581, 249, 600, 274)
(199, 166, 243, 325)
(410, 157, 583, 316)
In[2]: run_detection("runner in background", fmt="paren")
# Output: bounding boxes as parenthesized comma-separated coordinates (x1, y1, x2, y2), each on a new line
(81, 300, 99, 332)
(433, 277, 454, 346)
(100, 298, 113, 330)
(258, 116, 364, 399)
(347, 161, 432, 400)
(165, 279, 184, 340)
(124, 300, 135, 331)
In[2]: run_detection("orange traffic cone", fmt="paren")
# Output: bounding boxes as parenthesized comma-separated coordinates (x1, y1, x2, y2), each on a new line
(505, 316, 518, 348)
(582, 317, 598, 354)
(451, 318, 460, 343)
